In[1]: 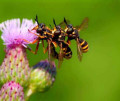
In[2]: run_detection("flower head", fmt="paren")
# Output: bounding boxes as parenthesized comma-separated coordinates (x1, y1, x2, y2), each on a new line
(0, 19, 37, 48)
(0, 81, 24, 101)
(0, 18, 36, 87)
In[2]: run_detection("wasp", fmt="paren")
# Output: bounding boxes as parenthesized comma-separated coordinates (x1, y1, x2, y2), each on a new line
(52, 19, 66, 67)
(51, 19, 72, 67)
(63, 17, 89, 61)
(23, 16, 56, 66)
(50, 41, 72, 60)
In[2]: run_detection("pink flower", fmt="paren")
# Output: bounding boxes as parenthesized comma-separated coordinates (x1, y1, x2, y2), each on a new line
(0, 19, 37, 48)
(0, 18, 37, 87)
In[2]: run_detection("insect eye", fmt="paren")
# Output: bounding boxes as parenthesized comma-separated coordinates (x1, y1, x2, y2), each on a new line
(68, 24, 73, 28)
(56, 26, 61, 30)
(37, 29, 40, 32)
(37, 27, 42, 33)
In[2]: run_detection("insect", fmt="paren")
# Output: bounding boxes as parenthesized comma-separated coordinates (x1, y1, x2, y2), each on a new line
(52, 19, 70, 67)
(23, 16, 48, 53)
(49, 21, 72, 65)
(23, 16, 55, 66)
(50, 41, 72, 66)
(64, 17, 89, 61)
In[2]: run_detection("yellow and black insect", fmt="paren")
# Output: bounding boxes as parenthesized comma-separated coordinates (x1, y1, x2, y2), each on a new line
(50, 41, 72, 62)
(64, 17, 89, 61)
(52, 19, 73, 67)
(52, 19, 66, 67)
(23, 16, 89, 68)
(23, 15, 56, 67)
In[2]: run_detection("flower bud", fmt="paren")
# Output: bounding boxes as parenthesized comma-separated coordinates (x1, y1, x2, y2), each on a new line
(26, 60, 56, 99)
(30, 60, 56, 92)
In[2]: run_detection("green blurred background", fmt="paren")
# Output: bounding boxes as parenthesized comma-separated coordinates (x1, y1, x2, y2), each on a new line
(0, 0, 120, 101)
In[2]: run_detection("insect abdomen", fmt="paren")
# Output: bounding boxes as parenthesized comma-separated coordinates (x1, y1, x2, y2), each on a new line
(63, 47, 72, 59)
(79, 38, 89, 53)
(62, 42, 72, 59)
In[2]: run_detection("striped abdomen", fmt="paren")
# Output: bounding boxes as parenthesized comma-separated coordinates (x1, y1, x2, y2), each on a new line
(63, 47, 72, 59)
(62, 42, 72, 59)
(79, 38, 88, 53)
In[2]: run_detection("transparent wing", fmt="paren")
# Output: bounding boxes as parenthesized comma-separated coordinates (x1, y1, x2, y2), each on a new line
(76, 38, 82, 61)
(58, 42, 64, 68)
(48, 40, 53, 68)
(75, 17, 89, 31)
(59, 19, 70, 28)
(50, 42, 58, 60)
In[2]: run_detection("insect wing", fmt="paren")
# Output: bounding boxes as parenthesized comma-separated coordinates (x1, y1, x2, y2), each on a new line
(59, 19, 70, 28)
(75, 17, 89, 31)
(76, 38, 82, 61)
(51, 43, 58, 59)
(58, 42, 64, 68)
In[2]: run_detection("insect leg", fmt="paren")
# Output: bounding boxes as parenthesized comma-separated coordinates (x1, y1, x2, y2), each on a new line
(52, 41, 57, 47)
(34, 39, 40, 54)
(44, 46, 48, 54)
(23, 38, 38, 44)
(67, 39, 71, 46)
(42, 40, 45, 53)
(28, 29, 47, 39)
(28, 29, 39, 36)
(22, 44, 35, 54)
(22, 39, 40, 54)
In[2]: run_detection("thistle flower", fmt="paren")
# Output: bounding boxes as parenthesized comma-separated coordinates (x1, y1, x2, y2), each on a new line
(0, 81, 24, 101)
(0, 19, 37, 87)
(0, 19, 37, 47)
(26, 60, 56, 99)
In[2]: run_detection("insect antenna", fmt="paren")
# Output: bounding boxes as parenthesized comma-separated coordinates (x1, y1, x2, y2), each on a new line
(53, 18, 57, 27)
(49, 24, 52, 29)
(64, 17, 68, 25)
(35, 15, 39, 25)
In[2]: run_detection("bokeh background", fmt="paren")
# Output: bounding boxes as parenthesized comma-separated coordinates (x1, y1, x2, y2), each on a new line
(0, 0, 120, 101)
